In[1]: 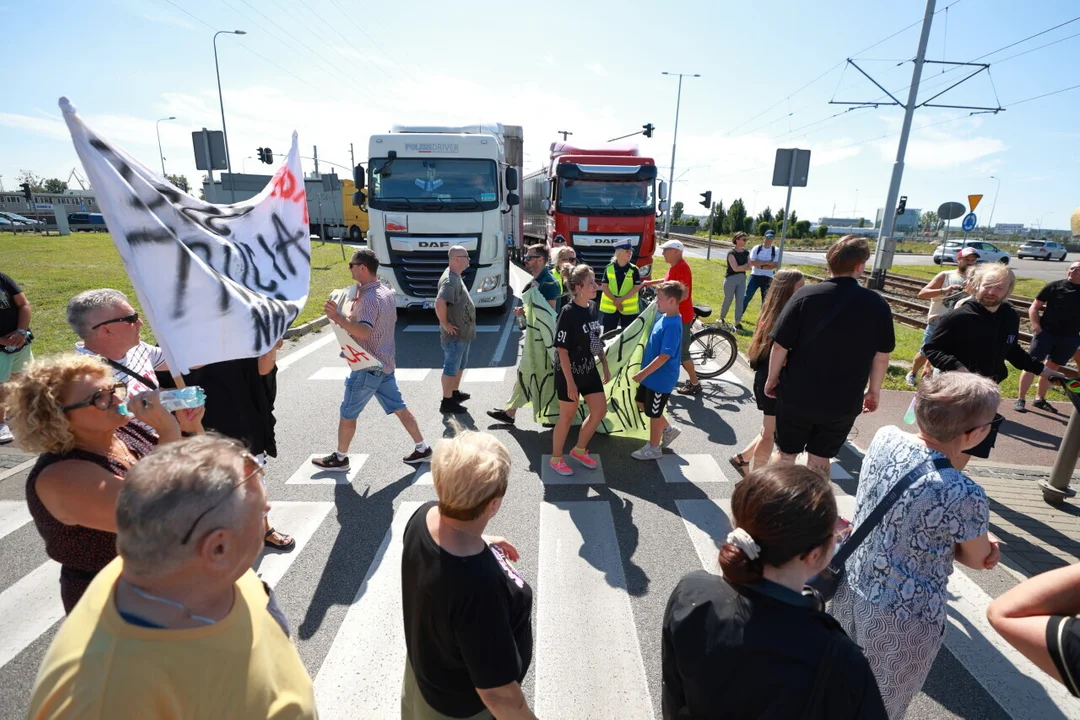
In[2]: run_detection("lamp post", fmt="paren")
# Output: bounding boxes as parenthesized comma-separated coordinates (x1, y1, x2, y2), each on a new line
(986, 175, 1001, 235)
(155, 116, 176, 177)
(214, 29, 246, 204)
(661, 71, 700, 237)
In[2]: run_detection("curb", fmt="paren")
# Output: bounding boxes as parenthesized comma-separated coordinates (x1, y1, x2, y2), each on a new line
(285, 315, 330, 340)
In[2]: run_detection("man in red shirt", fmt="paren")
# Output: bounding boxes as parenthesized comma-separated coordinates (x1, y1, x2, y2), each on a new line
(646, 240, 701, 394)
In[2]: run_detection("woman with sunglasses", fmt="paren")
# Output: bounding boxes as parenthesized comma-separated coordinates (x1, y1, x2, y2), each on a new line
(598, 239, 642, 334)
(3, 354, 203, 612)
(830, 371, 1002, 719)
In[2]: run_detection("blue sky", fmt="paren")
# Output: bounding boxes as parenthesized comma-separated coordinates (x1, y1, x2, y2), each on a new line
(2, 0, 1078, 231)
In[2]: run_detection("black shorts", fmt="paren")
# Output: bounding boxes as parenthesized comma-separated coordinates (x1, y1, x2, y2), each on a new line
(752, 364, 776, 417)
(556, 368, 605, 403)
(635, 384, 671, 418)
(963, 413, 1004, 459)
(774, 403, 858, 459)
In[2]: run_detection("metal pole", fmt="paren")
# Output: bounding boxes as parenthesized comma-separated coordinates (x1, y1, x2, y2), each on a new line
(706, 202, 714, 260)
(350, 143, 355, 169)
(869, 0, 936, 289)
(155, 116, 174, 177)
(664, 75, 683, 238)
(987, 175, 1001, 234)
(1042, 395, 1079, 503)
(214, 30, 245, 204)
(313, 145, 319, 177)
(201, 127, 215, 188)
(777, 149, 797, 269)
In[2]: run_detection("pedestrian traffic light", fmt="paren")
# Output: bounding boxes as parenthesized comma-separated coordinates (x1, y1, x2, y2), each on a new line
(257, 147, 273, 164)
(19, 183, 32, 201)
(897, 195, 907, 215)
(700, 190, 712, 208)
(642, 123, 654, 138)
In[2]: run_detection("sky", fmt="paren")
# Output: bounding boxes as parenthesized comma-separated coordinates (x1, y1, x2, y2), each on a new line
(2, 0, 1078, 232)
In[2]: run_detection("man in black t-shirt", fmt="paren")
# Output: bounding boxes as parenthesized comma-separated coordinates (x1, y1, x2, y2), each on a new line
(0, 272, 32, 444)
(766, 236, 894, 476)
(1016, 262, 1080, 413)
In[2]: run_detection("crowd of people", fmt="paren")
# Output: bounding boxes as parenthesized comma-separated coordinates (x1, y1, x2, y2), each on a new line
(1, 233, 1079, 719)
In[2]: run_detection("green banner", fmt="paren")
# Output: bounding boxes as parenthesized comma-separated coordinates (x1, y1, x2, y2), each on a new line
(505, 288, 660, 439)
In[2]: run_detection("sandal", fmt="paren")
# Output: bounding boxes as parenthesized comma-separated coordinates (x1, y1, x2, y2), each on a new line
(728, 454, 750, 477)
(264, 527, 295, 551)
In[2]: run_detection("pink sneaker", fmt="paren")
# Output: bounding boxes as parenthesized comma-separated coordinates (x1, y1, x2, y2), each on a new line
(569, 448, 597, 469)
(549, 457, 574, 476)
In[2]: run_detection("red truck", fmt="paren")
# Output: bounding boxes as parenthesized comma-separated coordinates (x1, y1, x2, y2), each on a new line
(522, 142, 666, 279)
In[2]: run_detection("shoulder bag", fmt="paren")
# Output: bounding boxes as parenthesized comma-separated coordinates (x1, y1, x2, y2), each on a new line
(808, 456, 952, 601)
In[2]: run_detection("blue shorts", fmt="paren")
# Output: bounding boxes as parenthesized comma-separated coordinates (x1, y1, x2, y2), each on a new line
(920, 321, 938, 348)
(339, 369, 407, 419)
(1029, 332, 1080, 366)
(441, 337, 471, 377)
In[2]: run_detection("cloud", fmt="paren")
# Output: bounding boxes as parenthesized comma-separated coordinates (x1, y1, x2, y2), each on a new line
(0, 112, 69, 141)
(587, 64, 608, 77)
(543, 55, 554, 65)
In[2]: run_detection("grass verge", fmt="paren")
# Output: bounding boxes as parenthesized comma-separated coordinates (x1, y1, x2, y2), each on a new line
(0, 233, 352, 358)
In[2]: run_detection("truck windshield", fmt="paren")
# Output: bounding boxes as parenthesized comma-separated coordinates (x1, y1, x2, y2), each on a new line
(369, 158, 499, 212)
(556, 179, 655, 216)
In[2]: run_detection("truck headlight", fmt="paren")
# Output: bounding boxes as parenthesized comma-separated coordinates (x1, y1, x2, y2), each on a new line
(638, 263, 653, 277)
(480, 274, 501, 292)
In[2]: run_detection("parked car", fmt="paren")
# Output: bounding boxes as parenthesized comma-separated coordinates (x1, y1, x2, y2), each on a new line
(933, 239, 1010, 265)
(1017, 239, 1067, 261)
(0, 211, 43, 228)
(67, 212, 108, 231)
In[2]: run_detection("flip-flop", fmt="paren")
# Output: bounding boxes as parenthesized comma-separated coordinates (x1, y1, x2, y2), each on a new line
(728, 454, 750, 477)
(264, 527, 295, 551)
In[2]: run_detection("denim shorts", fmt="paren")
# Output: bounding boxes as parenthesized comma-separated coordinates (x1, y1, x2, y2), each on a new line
(440, 337, 471, 377)
(340, 369, 407, 419)
(920, 321, 938, 348)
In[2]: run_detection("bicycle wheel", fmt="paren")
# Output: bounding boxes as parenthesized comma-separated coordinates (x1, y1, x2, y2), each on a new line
(687, 327, 737, 379)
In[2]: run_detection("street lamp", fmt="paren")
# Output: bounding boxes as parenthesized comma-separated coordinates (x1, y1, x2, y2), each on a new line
(661, 71, 700, 236)
(155, 116, 176, 177)
(986, 175, 1001, 234)
(214, 29, 246, 204)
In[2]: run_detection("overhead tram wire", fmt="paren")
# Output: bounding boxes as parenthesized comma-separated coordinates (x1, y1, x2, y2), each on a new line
(295, 0, 399, 83)
(157, 0, 338, 98)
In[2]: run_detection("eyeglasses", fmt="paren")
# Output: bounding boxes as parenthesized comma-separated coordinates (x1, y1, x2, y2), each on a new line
(61, 382, 127, 412)
(179, 460, 263, 545)
(526, 254, 544, 260)
(965, 416, 1002, 435)
(90, 312, 139, 330)
(566, 257, 578, 263)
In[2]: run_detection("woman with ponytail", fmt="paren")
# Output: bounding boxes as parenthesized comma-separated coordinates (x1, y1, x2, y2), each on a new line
(661, 465, 886, 719)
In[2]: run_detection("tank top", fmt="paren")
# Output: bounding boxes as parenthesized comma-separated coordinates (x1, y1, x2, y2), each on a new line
(25, 421, 157, 610)
(926, 270, 967, 322)
(726, 249, 749, 278)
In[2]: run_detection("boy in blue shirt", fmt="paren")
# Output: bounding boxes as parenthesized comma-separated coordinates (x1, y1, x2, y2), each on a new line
(631, 281, 686, 460)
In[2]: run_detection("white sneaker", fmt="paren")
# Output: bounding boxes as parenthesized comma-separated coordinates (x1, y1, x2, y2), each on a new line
(631, 443, 663, 461)
(904, 372, 917, 387)
(0, 423, 13, 445)
(660, 424, 681, 449)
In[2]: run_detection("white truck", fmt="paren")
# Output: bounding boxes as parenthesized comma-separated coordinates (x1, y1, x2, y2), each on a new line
(362, 124, 522, 311)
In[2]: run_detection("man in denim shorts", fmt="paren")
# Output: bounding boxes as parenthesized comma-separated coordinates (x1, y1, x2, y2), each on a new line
(312, 249, 432, 469)
(435, 246, 475, 415)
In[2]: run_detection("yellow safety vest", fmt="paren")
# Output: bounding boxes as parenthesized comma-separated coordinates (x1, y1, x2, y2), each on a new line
(599, 263, 640, 315)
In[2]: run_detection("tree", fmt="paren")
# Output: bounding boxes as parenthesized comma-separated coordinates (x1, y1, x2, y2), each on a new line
(857, 218, 866, 228)
(743, 216, 754, 233)
(817, 224, 829, 239)
(725, 198, 747, 235)
(920, 210, 940, 233)
(710, 199, 726, 235)
(167, 174, 191, 193)
(774, 208, 785, 230)
(42, 178, 68, 193)
(672, 201, 684, 222)
(16, 170, 45, 192)
(794, 220, 812, 238)
(757, 221, 774, 236)
(755, 206, 774, 227)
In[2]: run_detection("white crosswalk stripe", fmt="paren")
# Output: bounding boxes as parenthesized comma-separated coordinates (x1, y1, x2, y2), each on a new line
(0, 500, 32, 542)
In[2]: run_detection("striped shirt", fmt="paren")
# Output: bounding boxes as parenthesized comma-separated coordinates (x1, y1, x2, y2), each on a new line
(75, 341, 166, 393)
(348, 281, 397, 373)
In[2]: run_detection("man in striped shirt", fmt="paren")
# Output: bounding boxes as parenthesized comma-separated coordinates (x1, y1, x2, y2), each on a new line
(313, 248, 431, 469)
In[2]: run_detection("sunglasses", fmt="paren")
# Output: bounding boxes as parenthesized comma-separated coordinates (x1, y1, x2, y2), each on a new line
(180, 459, 263, 545)
(61, 382, 127, 413)
(526, 255, 545, 260)
(965, 415, 1003, 435)
(91, 312, 139, 330)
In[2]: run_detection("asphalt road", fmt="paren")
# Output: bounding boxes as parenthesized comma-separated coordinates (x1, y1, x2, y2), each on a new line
(0, 261, 1075, 718)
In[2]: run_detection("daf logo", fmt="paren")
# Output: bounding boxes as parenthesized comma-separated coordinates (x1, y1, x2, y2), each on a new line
(593, 238, 621, 245)
(418, 241, 451, 248)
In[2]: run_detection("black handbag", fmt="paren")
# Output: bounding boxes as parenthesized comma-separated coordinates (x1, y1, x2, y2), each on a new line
(809, 456, 952, 601)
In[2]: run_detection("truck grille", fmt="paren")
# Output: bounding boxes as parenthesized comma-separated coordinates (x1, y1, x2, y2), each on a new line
(386, 239, 478, 298)
(572, 235, 643, 273)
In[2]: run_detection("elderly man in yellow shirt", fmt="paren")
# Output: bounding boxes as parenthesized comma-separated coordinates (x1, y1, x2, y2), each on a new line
(28, 435, 316, 720)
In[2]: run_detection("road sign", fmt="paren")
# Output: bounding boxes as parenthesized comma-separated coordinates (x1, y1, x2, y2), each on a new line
(771, 148, 811, 187)
(938, 201, 966, 221)
(962, 212, 977, 233)
(192, 129, 227, 171)
(968, 194, 983, 212)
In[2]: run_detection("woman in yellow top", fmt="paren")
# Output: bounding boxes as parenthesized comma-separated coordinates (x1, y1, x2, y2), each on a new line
(598, 239, 642, 334)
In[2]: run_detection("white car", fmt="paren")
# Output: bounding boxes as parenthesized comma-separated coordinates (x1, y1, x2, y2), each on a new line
(932, 239, 1010, 265)
(1017, 239, 1068, 261)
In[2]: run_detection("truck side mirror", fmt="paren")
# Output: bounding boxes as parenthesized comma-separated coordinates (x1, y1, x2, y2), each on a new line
(353, 164, 365, 189)
(658, 200, 669, 213)
(507, 193, 520, 207)
(541, 199, 551, 212)
(505, 167, 519, 192)
(353, 190, 366, 207)
(658, 180, 668, 201)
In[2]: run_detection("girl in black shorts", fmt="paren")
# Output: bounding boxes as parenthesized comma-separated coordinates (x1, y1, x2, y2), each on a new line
(730, 268, 804, 477)
(550, 265, 610, 477)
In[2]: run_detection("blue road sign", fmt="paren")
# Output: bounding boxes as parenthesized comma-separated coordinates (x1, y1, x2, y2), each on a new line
(962, 212, 977, 233)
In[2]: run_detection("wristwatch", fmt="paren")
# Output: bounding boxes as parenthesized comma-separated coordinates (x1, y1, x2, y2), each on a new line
(15, 329, 29, 337)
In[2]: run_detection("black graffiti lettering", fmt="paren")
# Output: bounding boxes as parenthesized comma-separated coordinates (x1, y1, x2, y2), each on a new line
(256, 235, 288, 281)
(271, 213, 310, 275)
(173, 244, 192, 320)
(239, 245, 279, 294)
(250, 298, 297, 352)
(125, 228, 174, 246)
(185, 241, 230, 312)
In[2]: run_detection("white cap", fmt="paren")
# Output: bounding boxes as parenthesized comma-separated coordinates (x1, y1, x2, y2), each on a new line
(959, 247, 979, 258)
(659, 239, 684, 252)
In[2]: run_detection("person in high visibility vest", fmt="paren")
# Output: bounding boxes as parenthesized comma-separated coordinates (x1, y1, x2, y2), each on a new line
(598, 239, 642, 334)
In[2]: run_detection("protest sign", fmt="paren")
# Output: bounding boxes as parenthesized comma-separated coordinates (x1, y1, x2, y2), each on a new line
(327, 286, 382, 371)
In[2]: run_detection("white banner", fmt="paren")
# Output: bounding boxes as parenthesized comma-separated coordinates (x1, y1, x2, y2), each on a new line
(328, 286, 382, 371)
(60, 97, 311, 374)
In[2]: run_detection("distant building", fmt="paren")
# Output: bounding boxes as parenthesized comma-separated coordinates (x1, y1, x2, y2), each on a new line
(818, 217, 866, 228)
(993, 223, 1025, 235)
(875, 207, 921, 232)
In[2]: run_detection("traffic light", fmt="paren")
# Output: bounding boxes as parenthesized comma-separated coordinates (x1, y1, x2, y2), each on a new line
(700, 190, 712, 208)
(19, 183, 32, 202)
(896, 195, 907, 215)
(642, 123, 654, 138)
(257, 147, 273, 164)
